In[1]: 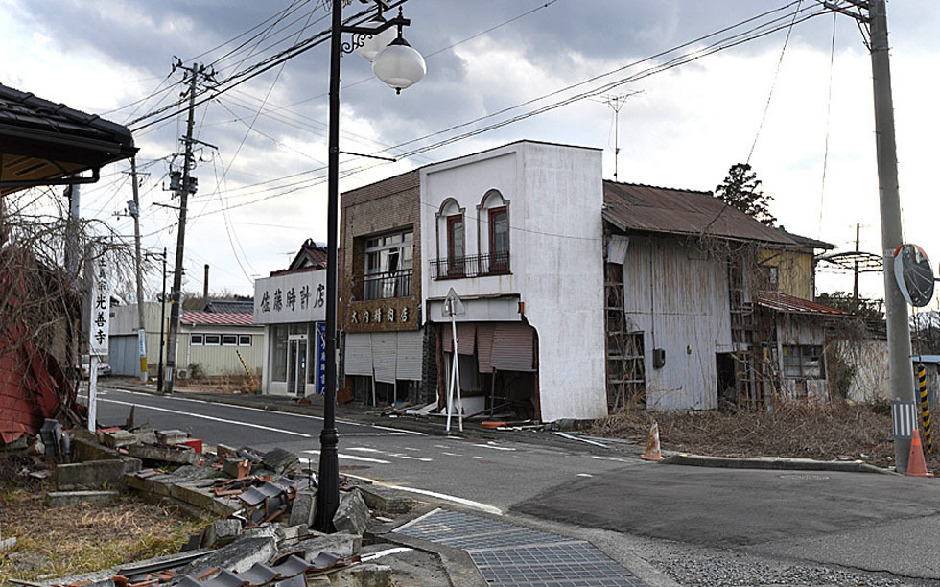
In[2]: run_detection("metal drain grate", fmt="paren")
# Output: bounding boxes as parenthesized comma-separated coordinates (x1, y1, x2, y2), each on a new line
(394, 509, 647, 586)
(439, 527, 569, 550)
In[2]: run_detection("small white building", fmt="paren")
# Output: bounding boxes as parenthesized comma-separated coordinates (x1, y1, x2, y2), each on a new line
(254, 267, 327, 396)
(420, 141, 609, 422)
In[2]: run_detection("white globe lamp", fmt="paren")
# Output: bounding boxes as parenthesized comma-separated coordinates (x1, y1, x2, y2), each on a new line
(372, 36, 426, 94)
(355, 17, 398, 62)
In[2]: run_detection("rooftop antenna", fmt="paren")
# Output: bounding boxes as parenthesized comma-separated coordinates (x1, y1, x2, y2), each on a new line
(600, 91, 642, 181)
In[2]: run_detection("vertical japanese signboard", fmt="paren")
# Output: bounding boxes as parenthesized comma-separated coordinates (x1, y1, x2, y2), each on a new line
(316, 322, 326, 395)
(88, 253, 110, 356)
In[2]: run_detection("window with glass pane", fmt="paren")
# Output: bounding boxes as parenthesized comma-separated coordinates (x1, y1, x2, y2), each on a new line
(239, 335, 251, 346)
(447, 215, 465, 276)
(204, 334, 221, 345)
(222, 335, 238, 346)
(271, 325, 288, 382)
(489, 206, 509, 273)
(363, 230, 413, 300)
(783, 345, 824, 379)
(191, 334, 203, 346)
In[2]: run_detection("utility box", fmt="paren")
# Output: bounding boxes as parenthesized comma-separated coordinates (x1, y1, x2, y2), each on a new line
(652, 348, 666, 369)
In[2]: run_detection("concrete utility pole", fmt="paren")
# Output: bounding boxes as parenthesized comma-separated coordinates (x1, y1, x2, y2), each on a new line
(128, 157, 148, 383)
(868, 0, 916, 473)
(164, 62, 203, 394)
(829, 0, 916, 471)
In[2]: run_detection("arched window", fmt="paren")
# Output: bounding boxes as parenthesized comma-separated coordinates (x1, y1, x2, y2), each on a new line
(436, 199, 465, 277)
(480, 190, 509, 274)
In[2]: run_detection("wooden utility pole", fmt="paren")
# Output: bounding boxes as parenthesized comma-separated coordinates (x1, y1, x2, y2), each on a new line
(164, 62, 203, 394)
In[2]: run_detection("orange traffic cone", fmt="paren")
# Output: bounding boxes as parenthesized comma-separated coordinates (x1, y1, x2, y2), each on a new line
(641, 421, 665, 461)
(905, 430, 934, 478)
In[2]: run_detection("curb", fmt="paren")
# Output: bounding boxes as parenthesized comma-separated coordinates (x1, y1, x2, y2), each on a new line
(662, 453, 897, 475)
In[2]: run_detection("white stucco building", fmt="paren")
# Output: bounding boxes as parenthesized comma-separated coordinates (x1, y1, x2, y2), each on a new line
(419, 141, 609, 422)
(254, 267, 327, 396)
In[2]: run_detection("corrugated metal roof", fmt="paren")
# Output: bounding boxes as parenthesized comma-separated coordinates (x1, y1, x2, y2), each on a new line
(602, 181, 797, 246)
(204, 299, 254, 314)
(180, 311, 257, 326)
(756, 291, 852, 316)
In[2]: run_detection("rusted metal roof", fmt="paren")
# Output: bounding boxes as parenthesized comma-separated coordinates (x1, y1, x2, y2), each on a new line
(603, 181, 797, 246)
(756, 291, 852, 317)
(180, 311, 257, 326)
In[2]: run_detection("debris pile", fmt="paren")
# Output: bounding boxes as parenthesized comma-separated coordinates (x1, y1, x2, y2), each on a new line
(13, 420, 415, 587)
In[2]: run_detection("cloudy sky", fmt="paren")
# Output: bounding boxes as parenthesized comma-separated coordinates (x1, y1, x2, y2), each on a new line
(2, 0, 938, 304)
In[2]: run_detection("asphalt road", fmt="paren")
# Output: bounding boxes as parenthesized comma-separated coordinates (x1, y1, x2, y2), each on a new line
(513, 463, 940, 581)
(93, 386, 635, 513)
(93, 386, 940, 584)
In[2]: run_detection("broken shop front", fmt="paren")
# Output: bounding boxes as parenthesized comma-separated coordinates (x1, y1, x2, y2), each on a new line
(253, 268, 326, 397)
(427, 295, 539, 420)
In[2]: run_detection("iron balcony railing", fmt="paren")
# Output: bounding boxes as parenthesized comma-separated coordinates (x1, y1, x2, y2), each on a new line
(430, 251, 510, 280)
(357, 268, 413, 300)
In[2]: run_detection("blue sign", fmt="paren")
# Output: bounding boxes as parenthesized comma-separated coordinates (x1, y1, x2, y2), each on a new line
(315, 322, 326, 395)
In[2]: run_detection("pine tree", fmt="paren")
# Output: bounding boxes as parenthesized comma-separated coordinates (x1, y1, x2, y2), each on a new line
(715, 163, 777, 226)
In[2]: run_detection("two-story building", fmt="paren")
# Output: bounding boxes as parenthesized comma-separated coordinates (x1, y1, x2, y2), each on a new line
(334, 140, 848, 420)
(339, 142, 608, 421)
(254, 241, 328, 396)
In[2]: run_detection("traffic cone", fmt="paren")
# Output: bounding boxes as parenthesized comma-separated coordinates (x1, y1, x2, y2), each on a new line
(905, 430, 934, 478)
(641, 421, 665, 461)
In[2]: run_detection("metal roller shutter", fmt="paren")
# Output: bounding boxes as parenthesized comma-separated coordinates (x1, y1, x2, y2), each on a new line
(396, 330, 423, 381)
(371, 333, 397, 384)
(476, 324, 494, 373)
(441, 323, 476, 355)
(491, 323, 535, 372)
(343, 333, 373, 376)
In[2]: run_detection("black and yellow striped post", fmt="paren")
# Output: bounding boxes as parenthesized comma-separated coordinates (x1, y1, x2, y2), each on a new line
(917, 364, 932, 454)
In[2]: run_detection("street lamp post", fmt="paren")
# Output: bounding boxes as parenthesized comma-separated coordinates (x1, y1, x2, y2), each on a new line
(313, 0, 425, 533)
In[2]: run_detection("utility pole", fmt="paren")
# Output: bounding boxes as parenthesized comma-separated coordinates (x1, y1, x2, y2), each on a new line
(829, 0, 916, 471)
(164, 62, 203, 394)
(128, 157, 148, 383)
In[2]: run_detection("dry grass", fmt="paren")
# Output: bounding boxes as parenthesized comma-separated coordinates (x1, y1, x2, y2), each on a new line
(0, 457, 211, 583)
(591, 400, 940, 471)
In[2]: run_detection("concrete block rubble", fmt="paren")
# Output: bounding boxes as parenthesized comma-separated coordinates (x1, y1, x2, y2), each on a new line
(33, 420, 409, 587)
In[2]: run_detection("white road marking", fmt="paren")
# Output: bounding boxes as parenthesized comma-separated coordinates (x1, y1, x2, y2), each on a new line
(343, 473, 503, 516)
(361, 547, 413, 561)
(577, 473, 594, 478)
(104, 387, 395, 431)
(440, 452, 462, 457)
(474, 442, 516, 452)
(304, 450, 390, 464)
(346, 447, 432, 462)
(100, 399, 313, 438)
(371, 424, 424, 435)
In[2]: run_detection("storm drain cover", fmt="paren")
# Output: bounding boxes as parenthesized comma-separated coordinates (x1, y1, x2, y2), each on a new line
(395, 509, 647, 586)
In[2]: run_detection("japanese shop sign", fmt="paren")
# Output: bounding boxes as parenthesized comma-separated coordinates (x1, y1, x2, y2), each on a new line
(253, 270, 327, 324)
(87, 253, 110, 356)
(315, 322, 326, 396)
